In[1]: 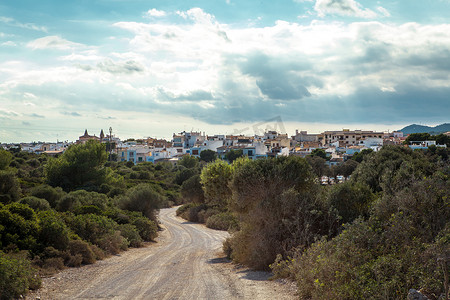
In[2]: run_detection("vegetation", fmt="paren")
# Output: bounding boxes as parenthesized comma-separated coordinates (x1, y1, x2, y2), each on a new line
(179, 145, 449, 299)
(2, 141, 448, 299)
(0, 141, 179, 299)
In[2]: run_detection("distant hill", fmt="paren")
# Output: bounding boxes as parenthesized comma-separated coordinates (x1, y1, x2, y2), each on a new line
(400, 123, 450, 135)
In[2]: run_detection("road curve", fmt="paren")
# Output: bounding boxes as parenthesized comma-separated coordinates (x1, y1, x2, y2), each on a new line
(27, 207, 296, 300)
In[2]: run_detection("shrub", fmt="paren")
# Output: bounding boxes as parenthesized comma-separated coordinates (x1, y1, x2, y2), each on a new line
(0, 251, 41, 299)
(117, 224, 143, 247)
(119, 184, 164, 223)
(30, 184, 65, 208)
(181, 175, 204, 204)
(19, 196, 51, 211)
(0, 171, 21, 204)
(68, 240, 96, 265)
(206, 212, 238, 231)
(37, 210, 70, 251)
(0, 203, 39, 251)
(131, 217, 158, 241)
(56, 190, 109, 212)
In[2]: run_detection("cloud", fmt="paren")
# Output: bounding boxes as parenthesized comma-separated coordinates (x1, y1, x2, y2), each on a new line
(29, 113, 44, 118)
(2, 8, 450, 130)
(27, 36, 84, 50)
(314, 0, 378, 18)
(0, 16, 47, 32)
(146, 9, 167, 18)
(1, 41, 17, 47)
(96, 60, 145, 74)
(377, 6, 391, 17)
(62, 111, 82, 117)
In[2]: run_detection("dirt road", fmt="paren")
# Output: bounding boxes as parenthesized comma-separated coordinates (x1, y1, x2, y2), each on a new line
(28, 207, 296, 299)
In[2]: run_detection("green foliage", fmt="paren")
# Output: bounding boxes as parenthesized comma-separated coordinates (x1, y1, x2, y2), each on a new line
(181, 175, 204, 204)
(68, 213, 126, 254)
(19, 196, 51, 211)
(227, 156, 337, 270)
(200, 160, 232, 208)
(0, 251, 41, 299)
(199, 149, 217, 162)
(331, 159, 359, 177)
(351, 148, 374, 163)
(118, 184, 164, 223)
(351, 146, 435, 193)
(178, 155, 199, 169)
(0, 203, 39, 250)
(310, 148, 328, 160)
(45, 140, 108, 191)
(0, 171, 21, 204)
(30, 184, 65, 208)
(117, 223, 143, 247)
(206, 212, 238, 231)
(174, 168, 197, 185)
(407, 132, 450, 146)
(56, 190, 109, 212)
(224, 149, 243, 163)
(0, 149, 13, 170)
(37, 210, 70, 251)
(306, 156, 327, 178)
(274, 149, 449, 299)
(326, 182, 375, 224)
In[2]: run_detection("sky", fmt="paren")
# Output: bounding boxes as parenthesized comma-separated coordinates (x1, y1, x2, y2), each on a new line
(1, 0, 449, 142)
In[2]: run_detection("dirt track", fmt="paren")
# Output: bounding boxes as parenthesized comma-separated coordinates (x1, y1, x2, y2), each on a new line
(27, 207, 296, 299)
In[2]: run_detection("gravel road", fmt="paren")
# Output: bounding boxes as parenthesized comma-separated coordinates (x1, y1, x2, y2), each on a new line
(27, 207, 296, 300)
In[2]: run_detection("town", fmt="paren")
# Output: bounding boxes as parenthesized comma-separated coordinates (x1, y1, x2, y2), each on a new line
(2, 128, 448, 168)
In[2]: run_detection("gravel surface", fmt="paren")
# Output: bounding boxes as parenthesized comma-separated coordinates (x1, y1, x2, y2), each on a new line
(27, 207, 297, 300)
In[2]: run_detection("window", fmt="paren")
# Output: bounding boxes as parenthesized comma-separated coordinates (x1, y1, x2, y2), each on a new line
(248, 150, 253, 156)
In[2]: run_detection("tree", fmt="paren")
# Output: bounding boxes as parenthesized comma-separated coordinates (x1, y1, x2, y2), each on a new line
(224, 149, 243, 163)
(0, 149, 13, 170)
(200, 159, 233, 208)
(306, 156, 328, 178)
(0, 171, 21, 203)
(45, 140, 107, 191)
(181, 175, 204, 204)
(310, 148, 328, 160)
(178, 155, 199, 169)
(199, 149, 217, 162)
(351, 148, 373, 163)
(119, 184, 164, 223)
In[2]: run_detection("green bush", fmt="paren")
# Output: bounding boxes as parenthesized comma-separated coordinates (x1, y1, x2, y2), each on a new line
(29, 184, 65, 208)
(117, 224, 143, 247)
(131, 217, 158, 241)
(37, 210, 70, 251)
(19, 196, 51, 211)
(206, 212, 238, 231)
(0, 171, 21, 204)
(0, 251, 41, 299)
(68, 240, 96, 265)
(119, 184, 164, 223)
(0, 203, 39, 250)
(56, 190, 109, 212)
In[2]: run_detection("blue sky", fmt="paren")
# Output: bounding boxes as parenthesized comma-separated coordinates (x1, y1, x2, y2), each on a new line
(1, 0, 449, 142)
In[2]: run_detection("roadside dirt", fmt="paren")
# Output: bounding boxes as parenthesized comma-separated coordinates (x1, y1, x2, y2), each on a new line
(27, 207, 297, 299)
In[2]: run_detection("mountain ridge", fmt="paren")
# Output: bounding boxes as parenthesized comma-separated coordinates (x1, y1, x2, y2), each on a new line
(399, 123, 450, 135)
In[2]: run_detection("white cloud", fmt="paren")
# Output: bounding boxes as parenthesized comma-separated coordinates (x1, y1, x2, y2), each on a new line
(27, 36, 84, 50)
(314, 0, 378, 18)
(1, 41, 17, 47)
(146, 9, 167, 18)
(377, 6, 391, 17)
(0, 16, 47, 32)
(2, 8, 450, 134)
